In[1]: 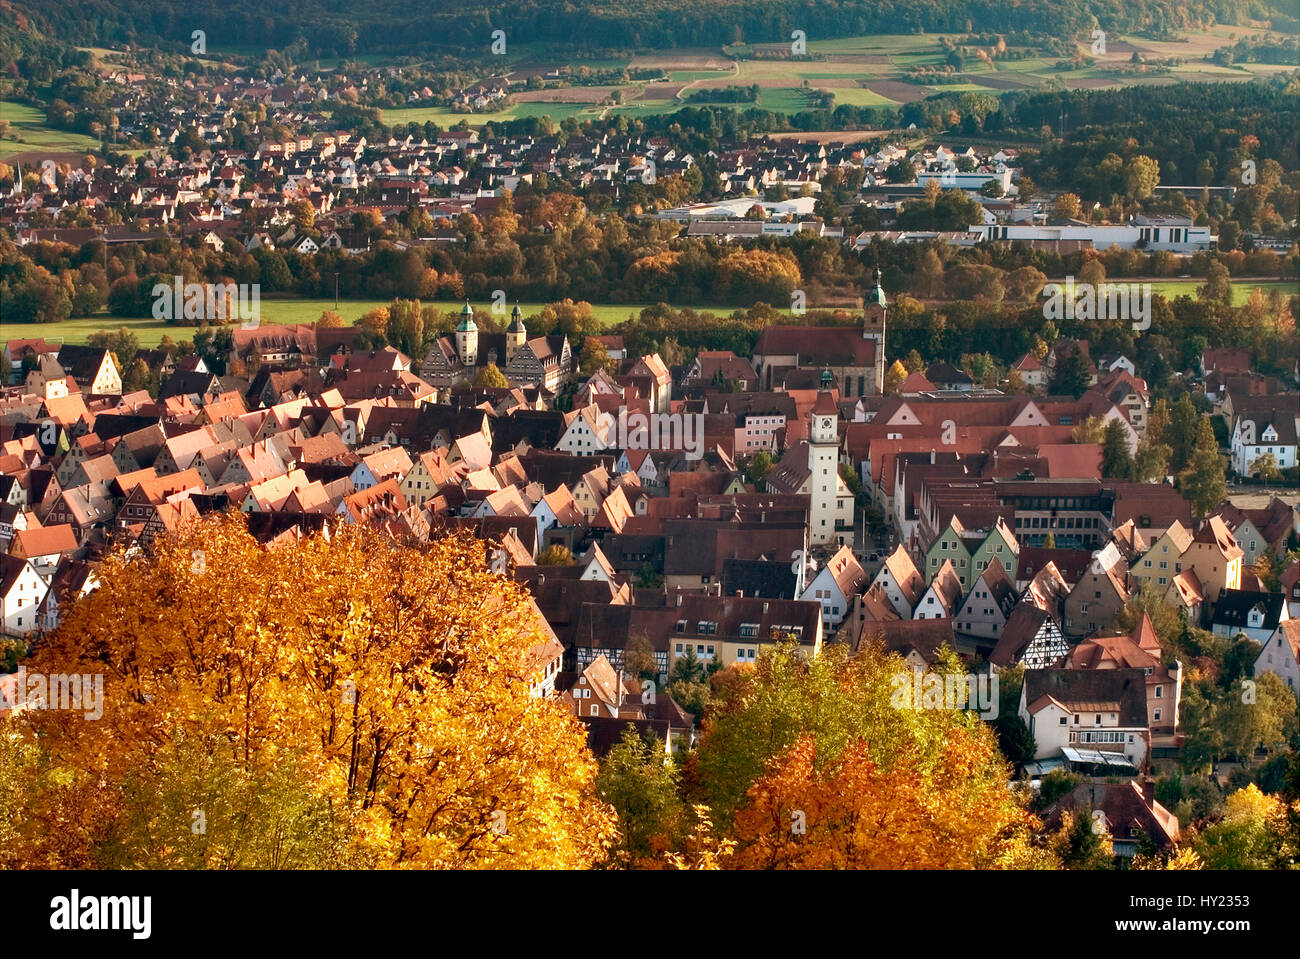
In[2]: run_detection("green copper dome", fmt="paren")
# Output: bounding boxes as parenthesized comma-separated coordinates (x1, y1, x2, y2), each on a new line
(456, 299, 477, 332)
(507, 302, 526, 333)
(865, 267, 887, 308)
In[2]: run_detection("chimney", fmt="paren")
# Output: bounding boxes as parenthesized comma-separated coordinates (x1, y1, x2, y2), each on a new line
(736, 590, 744, 598)
(930, 448, 935, 465)
(1141, 777, 1155, 806)
(676, 593, 682, 607)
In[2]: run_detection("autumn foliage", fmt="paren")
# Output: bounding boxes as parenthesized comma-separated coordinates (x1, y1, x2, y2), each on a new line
(687, 644, 1050, 869)
(0, 514, 615, 869)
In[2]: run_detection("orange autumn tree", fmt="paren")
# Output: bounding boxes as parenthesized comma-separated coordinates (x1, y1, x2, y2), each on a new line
(731, 733, 1042, 869)
(3, 514, 614, 869)
(690, 643, 1051, 869)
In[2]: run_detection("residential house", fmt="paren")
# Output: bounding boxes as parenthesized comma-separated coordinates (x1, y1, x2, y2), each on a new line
(799, 544, 866, 628)
(1020, 667, 1152, 772)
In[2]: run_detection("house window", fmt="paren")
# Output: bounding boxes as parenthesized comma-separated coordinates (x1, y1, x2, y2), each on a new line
(1155, 685, 1162, 698)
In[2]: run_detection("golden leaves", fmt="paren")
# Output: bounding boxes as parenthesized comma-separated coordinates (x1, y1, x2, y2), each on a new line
(7, 512, 615, 869)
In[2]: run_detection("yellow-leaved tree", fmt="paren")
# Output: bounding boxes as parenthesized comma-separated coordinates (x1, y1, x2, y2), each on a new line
(689, 643, 1054, 869)
(1, 514, 615, 869)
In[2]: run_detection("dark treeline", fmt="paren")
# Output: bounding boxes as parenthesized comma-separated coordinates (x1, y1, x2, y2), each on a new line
(7, 0, 1266, 59)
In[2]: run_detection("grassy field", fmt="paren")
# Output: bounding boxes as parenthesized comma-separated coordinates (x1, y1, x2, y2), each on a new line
(825, 88, 899, 108)
(1041, 278, 1296, 306)
(0, 101, 103, 162)
(380, 101, 592, 127)
(4, 298, 795, 348)
(1146, 279, 1296, 305)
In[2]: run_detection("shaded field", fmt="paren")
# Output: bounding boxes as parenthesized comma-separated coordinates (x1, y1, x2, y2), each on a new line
(767, 130, 890, 143)
(630, 51, 731, 70)
(636, 84, 685, 99)
(380, 101, 591, 127)
(973, 74, 1034, 90)
(864, 80, 931, 103)
(0, 101, 103, 163)
(512, 87, 615, 103)
(805, 77, 862, 88)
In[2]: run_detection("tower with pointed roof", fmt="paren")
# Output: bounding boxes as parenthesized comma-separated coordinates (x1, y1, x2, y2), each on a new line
(505, 302, 526, 364)
(863, 267, 887, 394)
(808, 389, 848, 545)
(455, 299, 478, 369)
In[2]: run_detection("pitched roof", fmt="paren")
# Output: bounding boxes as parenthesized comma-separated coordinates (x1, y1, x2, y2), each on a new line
(855, 617, 956, 662)
(990, 603, 1055, 667)
(1022, 667, 1149, 727)
(1212, 588, 1288, 630)
(880, 545, 925, 605)
(1042, 781, 1179, 849)
(12, 523, 78, 557)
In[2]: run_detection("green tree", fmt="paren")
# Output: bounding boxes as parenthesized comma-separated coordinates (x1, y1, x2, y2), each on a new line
(472, 363, 509, 389)
(884, 358, 908, 395)
(745, 451, 775, 487)
(1101, 418, 1135, 479)
(1052, 193, 1083, 221)
(580, 338, 613, 377)
(537, 544, 575, 565)
(1248, 452, 1281, 481)
(1194, 785, 1295, 870)
(385, 298, 424, 357)
(596, 727, 688, 867)
(1167, 393, 1200, 472)
(1133, 437, 1172, 483)
(1178, 419, 1228, 519)
(1050, 808, 1114, 869)
(624, 633, 660, 683)
(1197, 260, 1233, 308)
(1049, 350, 1091, 398)
(1123, 154, 1160, 201)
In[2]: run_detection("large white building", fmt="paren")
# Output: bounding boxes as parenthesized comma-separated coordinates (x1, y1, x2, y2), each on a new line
(970, 214, 1213, 253)
(1230, 407, 1298, 476)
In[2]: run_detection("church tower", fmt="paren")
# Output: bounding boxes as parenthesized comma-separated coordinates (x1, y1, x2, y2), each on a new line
(863, 267, 887, 394)
(505, 302, 526, 364)
(455, 299, 478, 369)
(808, 389, 842, 545)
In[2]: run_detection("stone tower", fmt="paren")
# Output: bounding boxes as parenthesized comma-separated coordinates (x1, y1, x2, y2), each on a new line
(455, 299, 478, 369)
(506, 302, 526, 364)
(808, 389, 841, 545)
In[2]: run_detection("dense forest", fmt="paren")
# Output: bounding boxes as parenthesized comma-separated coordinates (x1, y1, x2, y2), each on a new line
(7, 0, 1294, 59)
